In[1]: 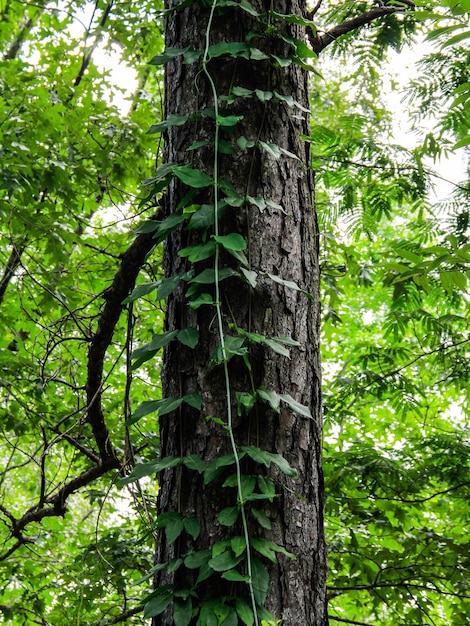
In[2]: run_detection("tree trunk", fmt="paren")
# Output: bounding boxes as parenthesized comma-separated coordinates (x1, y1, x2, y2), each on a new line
(153, 1, 327, 623)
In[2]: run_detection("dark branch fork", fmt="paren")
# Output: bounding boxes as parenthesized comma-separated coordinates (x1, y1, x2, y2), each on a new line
(0, 213, 160, 559)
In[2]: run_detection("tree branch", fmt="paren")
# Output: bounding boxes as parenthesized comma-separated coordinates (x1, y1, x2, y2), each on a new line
(308, 2, 415, 55)
(0, 240, 26, 306)
(0, 211, 161, 561)
(85, 210, 161, 463)
(329, 617, 373, 626)
(89, 605, 145, 625)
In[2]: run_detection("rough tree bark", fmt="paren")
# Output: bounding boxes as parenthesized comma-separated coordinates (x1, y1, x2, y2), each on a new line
(154, 1, 327, 623)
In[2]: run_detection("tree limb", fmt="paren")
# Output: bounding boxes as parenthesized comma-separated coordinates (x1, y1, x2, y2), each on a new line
(85, 211, 161, 463)
(0, 211, 161, 561)
(308, 3, 415, 55)
(329, 617, 374, 626)
(89, 605, 145, 625)
(0, 240, 26, 306)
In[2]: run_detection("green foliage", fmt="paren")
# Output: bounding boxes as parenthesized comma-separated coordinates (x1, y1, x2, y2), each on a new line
(315, 4, 470, 623)
(2, 0, 470, 624)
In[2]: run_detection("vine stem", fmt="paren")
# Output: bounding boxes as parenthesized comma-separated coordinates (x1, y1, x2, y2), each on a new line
(201, 2, 259, 624)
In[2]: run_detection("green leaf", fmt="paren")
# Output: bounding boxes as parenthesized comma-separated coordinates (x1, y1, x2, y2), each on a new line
(165, 516, 184, 544)
(280, 393, 312, 419)
(131, 330, 179, 364)
(182, 455, 206, 473)
(190, 267, 239, 284)
(255, 89, 273, 102)
(132, 219, 160, 234)
(167, 557, 183, 573)
(268, 452, 298, 478)
(237, 136, 256, 150)
(230, 535, 246, 557)
(127, 400, 161, 423)
(157, 273, 185, 300)
(242, 445, 272, 468)
(263, 338, 290, 357)
(454, 136, 470, 149)
(122, 281, 159, 304)
(212, 539, 231, 558)
(174, 165, 213, 188)
(148, 113, 190, 134)
(271, 54, 292, 67)
(150, 46, 190, 65)
(270, 10, 317, 31)
(187, 139, 210, 151)
(218, 506, 240, 526)
(208, 41, 250, 59)
(231, 86, 253, 98)
(221, 0, 259, 16)
(222, 569, 249, 582)
(117, 456, 182, 486)
(257, 476, 276, 500)
(184, 549, 211, 569)
(250, 47, 270, 61)
(178, 241, 216, 262)
(188, 293, 214, 308)
(155, 396, 185, 417)
(144, 590, 173, 618)
(208, 549, 243, 572)
(184, 392, 202, 410)
(174, 597, 192, 626)
(236, 391, 257, 415)
(257, 388, 281, 412)
(218, 139, 236, 154)
(259, 141, 281, 160)
(251, 508, 272, 530)
(250, 538, 277, 563)
(213, 233, 247, 251)
(135, 563, 167, 585)
(217, 114, 244, 127)
(266, 273, 312, 298)
(177, 328, 200, 348)
(246, 195, 266, 211)
(240, 267, 257, 287)
(117, 462, 158, 485)
(221, 607, 238, 626)
(272, 335, 300, 347)
(154, 212, 186, 243)
(235, 598, 254, 626)
(183, 517, 200, 540)
(187, 202, 227, 230)
(251, 558, 270, 606)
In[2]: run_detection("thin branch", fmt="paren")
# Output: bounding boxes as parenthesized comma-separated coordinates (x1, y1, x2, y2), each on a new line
(89, 604, 144, 625)
(315, 156, 470, 194)
(85, 209, 162, 462)
(0, 211, 161, 560)
(309, 0, 323, 18)
(338, 480, 470, 505)
(329, 617, 374, 626)
(0, 240, 26, 305)
(47, 428, 101, 463)
(308, 3, 415, 55)
(73, 0, 114, 88)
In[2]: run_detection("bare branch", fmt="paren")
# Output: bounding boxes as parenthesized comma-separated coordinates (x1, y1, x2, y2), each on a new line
(89, 604, 144, 625)
(0, 240, 26, 305)
(85, 210, 162, 463)
(308, 3, 415, 55)
(329, 617, 374, 626)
